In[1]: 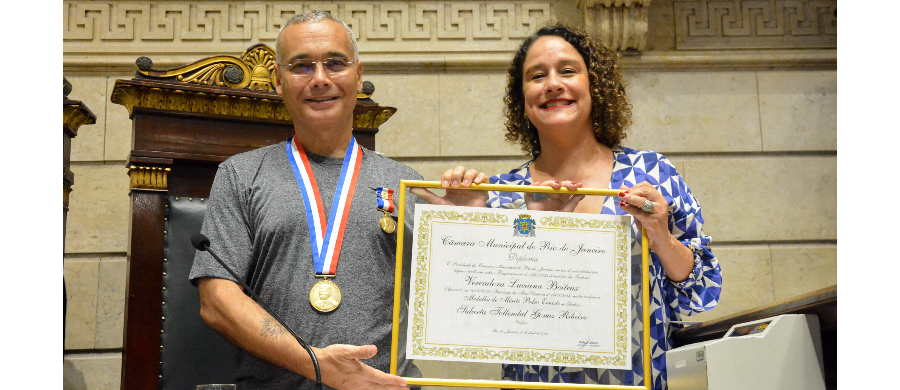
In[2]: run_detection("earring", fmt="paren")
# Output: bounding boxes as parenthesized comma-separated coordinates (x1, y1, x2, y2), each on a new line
(523, 112, 530, 130)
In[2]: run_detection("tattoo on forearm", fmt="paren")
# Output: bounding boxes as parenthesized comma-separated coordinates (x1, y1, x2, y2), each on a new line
(260, 317, 287, 338)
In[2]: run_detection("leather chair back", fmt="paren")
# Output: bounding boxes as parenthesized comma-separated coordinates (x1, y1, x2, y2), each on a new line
(160, 196, 237, 389)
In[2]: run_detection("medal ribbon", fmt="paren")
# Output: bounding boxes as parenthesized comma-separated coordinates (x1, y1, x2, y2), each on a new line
(286, 136, 362, 276)
(375, 187, 395, 213)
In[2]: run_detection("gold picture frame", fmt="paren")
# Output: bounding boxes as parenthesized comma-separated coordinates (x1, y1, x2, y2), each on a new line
(390, 180, 652, 390)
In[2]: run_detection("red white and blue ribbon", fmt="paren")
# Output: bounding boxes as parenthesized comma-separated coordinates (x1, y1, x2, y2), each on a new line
(286, 136, 362, 276)
(375, 187, 395, 213)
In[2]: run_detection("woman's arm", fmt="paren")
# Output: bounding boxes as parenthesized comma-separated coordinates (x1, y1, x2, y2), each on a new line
(619, 175, 722, 314)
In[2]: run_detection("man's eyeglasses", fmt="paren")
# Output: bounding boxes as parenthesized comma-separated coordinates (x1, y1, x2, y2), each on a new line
(279, 58, 357, 77)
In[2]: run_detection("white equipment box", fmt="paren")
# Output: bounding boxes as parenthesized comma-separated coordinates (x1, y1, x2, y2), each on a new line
(666, 314, 826, 390)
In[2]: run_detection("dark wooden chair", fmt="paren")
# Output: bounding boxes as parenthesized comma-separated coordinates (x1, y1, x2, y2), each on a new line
(111, 43, 396, 390)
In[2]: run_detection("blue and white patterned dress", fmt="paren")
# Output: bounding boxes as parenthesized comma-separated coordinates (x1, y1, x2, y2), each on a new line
(488, 146, 722, 390)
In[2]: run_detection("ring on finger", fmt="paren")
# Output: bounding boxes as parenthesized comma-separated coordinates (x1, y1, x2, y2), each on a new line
(640, 199, 654, 213)
(533, 192, 549, 201)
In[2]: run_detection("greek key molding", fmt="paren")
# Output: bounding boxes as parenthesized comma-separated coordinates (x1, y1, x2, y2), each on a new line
(63, 0, 836, 71)
(674, 0, 837, 50)
(64, 1, 551, 52)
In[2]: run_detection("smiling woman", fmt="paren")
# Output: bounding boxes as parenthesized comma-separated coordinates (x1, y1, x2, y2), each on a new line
(504, 25, 631, 159)
(479, 24, 724, 390)
(520, 36, 594, 146)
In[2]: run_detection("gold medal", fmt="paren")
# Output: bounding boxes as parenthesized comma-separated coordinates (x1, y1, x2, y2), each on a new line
(380, 213, 396, 234)
(309, 279, 341, 313)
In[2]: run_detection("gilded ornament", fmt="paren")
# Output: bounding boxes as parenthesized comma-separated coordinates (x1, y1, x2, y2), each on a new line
(358, 81, 375, 99)
(166, 90, 187, 111)
(62, 105, 97, 132)
(131, 43, 279, 91)
(63, 185, 72, 210)
(233, 97, 253, 117)
(135, 56, 153, 71)
(354, 111, 375, 128)
(188, 92, 209, 113)
(241, 44, 277, 92)
(109, 84, 140, 114)
(212, 95, 230, 116)
(128, 165, 171, 190)
(254, 99, 275, 119)
(223, 65, 244, 85)
(143, 88, 165, 109)
(372, 109, 395, 128)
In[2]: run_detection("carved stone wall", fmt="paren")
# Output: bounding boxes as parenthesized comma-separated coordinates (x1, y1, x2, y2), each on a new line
(578, 0, 651, 51)
(64, 1, 554, 70)
(63, 0, 835, 72)
(674, 0, 837, 49)
(63, 1, 552, 44)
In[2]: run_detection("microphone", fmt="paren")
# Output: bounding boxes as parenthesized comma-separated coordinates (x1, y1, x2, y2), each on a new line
(192, 233, 322, 388)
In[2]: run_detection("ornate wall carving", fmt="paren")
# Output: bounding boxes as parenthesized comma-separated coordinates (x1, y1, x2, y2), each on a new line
(674, 0, 836, 49)
(577, 0, 651, 51)
(64, 1, 551, 63)
(62, 0, 835, 72)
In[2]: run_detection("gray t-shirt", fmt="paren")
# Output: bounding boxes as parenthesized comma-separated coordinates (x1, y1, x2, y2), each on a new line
(190, 141, 422, 389)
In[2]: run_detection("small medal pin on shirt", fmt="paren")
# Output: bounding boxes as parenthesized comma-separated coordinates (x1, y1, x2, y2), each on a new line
(374, 187, 396, 233)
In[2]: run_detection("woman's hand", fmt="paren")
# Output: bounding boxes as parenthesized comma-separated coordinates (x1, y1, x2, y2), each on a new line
(410, 166, 488, 207)
(617, 182, 670, 245)
(524, 180, 584, 212)
(618, 182, 693, 282)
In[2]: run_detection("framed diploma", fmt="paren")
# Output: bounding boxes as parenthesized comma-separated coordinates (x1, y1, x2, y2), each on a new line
(408, 203, 632, 368)
(390, 181, 652, 390)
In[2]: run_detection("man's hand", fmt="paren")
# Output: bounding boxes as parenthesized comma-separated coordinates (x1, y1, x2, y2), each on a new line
(198, 279, 409, 389)
(317, 344, 409, 390)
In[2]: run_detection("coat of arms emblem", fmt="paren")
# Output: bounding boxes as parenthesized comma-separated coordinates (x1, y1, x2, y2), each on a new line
(513, 214, 536, 237)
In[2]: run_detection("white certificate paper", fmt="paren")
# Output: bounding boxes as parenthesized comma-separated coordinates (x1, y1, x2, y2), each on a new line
(406, 204, 632, 369)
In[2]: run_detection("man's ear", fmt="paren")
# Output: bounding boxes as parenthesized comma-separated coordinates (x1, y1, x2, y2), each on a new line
(273, 65, 284, 96)
(356, 60, 363, 91)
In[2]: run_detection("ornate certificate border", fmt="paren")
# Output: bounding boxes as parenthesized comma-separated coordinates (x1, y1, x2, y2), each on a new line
(390, 180, 652, 389)
(408, 208, 631, 367)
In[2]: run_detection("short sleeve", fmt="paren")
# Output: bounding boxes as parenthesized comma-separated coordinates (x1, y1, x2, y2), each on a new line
(189, 161, 254, 285)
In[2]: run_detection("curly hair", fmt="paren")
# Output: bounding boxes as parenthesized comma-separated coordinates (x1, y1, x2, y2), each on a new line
(503, 24, 632, 157)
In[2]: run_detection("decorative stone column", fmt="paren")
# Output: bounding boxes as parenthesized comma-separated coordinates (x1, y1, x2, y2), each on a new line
(577, 0, 651, 52)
